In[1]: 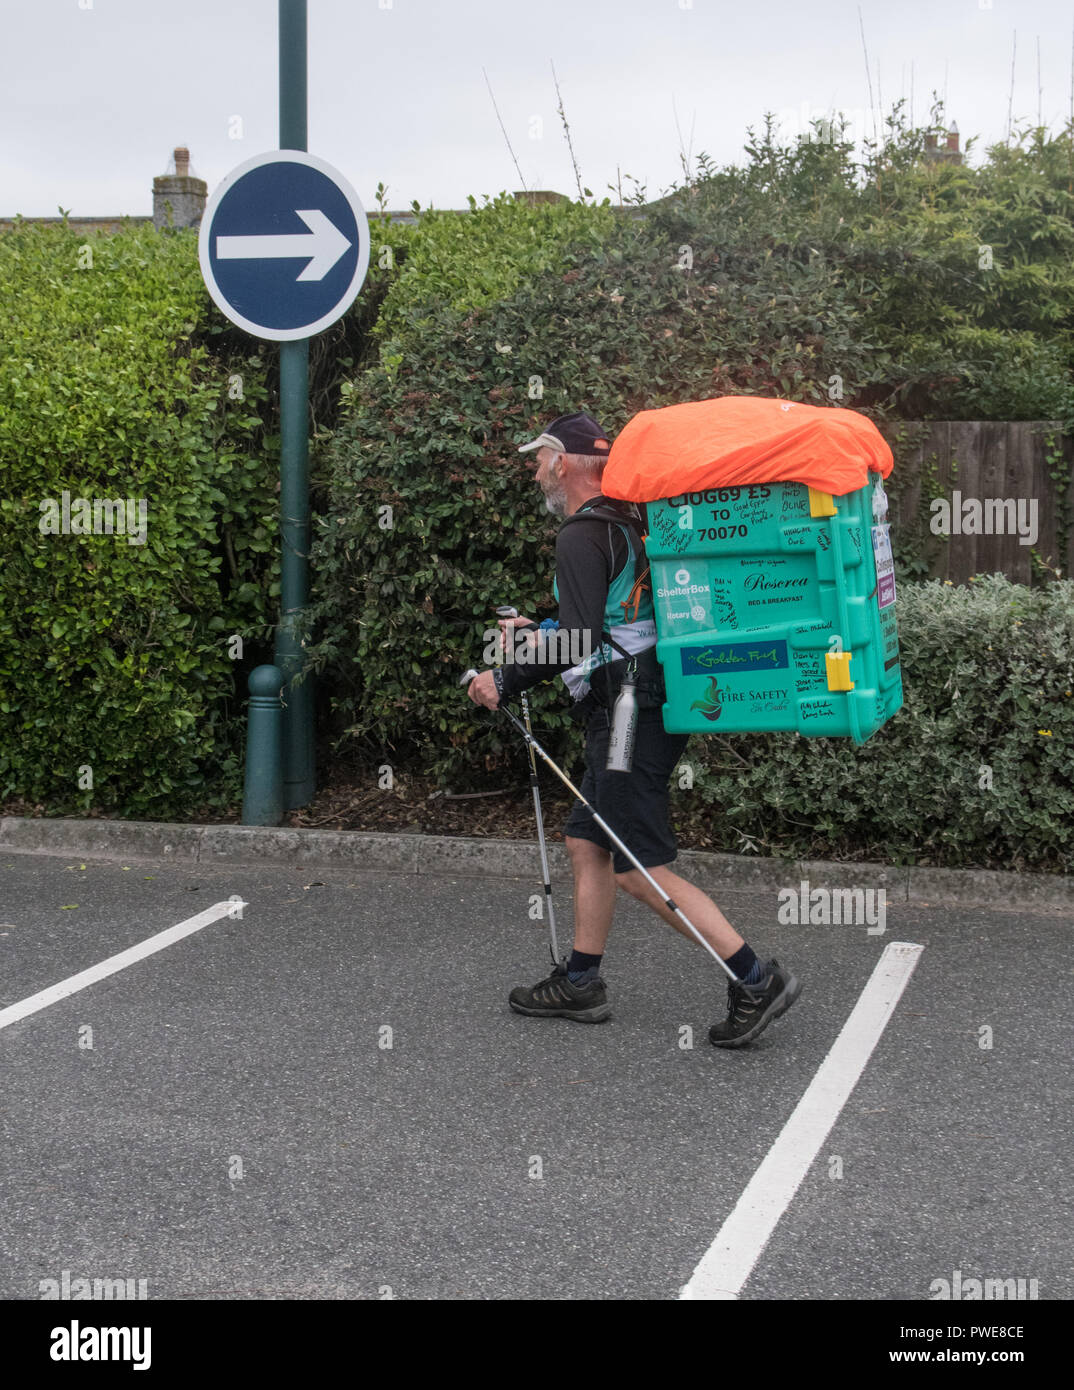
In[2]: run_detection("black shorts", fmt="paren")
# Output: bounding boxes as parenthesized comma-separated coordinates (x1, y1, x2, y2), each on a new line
(563, 708, 689, 874)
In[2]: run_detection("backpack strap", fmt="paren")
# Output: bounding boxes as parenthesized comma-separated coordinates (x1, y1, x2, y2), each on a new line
(559, 501, 652, 669)
(560, 501, 650, 612)
(618, 557, 652, 624)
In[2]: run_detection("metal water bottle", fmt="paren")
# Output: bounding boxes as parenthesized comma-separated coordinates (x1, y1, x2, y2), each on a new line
(606, 668, 638, 773)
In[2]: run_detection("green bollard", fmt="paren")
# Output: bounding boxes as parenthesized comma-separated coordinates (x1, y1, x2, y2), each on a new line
(242, 664, 285, 826)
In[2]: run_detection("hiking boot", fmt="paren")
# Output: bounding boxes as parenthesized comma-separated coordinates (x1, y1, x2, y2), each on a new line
(708, 958, 801, 1049)
(509, 963, 611, 1023)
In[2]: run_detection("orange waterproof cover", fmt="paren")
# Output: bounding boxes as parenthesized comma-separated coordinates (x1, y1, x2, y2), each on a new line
(602, 396, 893, 502)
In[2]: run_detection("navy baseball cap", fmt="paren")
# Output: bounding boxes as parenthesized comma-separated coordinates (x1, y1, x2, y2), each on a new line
(518, 411, 611, 456)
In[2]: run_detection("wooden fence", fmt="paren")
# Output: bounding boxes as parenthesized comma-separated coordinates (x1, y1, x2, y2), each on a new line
(883, 421, 1074, 584)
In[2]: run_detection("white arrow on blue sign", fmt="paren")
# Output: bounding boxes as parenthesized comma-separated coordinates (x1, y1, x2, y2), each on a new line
(198, 151, 370, 341)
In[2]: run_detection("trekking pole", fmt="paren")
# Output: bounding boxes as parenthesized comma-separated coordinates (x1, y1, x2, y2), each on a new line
(491, 606, 562, 966)
(460, 668, 743, 986)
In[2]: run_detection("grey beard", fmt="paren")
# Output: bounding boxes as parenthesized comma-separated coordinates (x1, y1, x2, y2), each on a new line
(543, 485, 567, 516)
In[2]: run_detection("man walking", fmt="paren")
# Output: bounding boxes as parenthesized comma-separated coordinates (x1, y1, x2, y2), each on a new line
(466, 411, 801, 1048)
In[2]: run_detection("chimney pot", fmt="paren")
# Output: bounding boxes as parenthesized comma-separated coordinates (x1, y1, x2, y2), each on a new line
(153, 146, 206, 230)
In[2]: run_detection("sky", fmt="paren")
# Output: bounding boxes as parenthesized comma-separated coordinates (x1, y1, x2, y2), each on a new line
(2, 0, 1073, 218)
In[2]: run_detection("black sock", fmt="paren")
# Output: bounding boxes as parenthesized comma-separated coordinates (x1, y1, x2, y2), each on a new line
(725, 943, 766, 986)
(567, 949, 603, 981)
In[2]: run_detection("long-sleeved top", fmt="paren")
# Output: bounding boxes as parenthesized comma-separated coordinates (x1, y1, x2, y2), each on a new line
(497, 494, 651, 704)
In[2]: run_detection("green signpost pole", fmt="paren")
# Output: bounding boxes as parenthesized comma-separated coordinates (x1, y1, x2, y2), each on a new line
(226, 2, 365, 823)
(275, 0, 315, 811)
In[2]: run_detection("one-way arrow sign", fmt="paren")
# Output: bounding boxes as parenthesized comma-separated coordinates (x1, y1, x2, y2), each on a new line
(216, 208, 352, 282)
(199, 151, 370, 340)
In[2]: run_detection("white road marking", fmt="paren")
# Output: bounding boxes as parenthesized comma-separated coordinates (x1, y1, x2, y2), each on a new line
(680, 940, 925, 1300)
(0, 900, 246, 1032)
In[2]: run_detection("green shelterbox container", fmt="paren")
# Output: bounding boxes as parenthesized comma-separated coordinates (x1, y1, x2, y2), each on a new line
(646, 474, 902, 745)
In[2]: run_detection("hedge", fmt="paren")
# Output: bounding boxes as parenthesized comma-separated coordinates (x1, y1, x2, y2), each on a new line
(675, 576, 1074, 872)
(0, 220, 278, 815)
(6, 105, 1074, 865)
(306, 117, 1074, 868)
